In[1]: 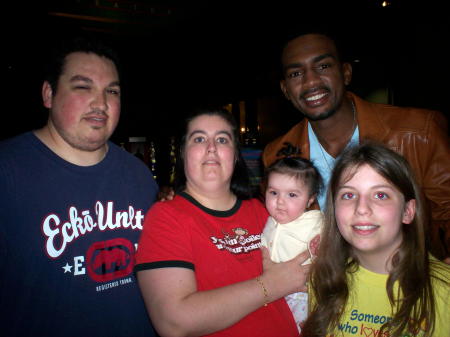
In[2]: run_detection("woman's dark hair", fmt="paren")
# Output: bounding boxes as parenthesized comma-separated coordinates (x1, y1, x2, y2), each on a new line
(174, 107, 252, 199)
(303, 141, 438, 337)
(264, 156, 323, 198)
(44, 35, 121, 94)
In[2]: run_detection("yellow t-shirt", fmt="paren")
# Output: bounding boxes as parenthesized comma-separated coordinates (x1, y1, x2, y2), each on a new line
(314, 258, 450, 336)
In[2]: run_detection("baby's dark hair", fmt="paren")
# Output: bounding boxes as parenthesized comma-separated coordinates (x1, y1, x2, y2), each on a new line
(265, 157, 323, 198)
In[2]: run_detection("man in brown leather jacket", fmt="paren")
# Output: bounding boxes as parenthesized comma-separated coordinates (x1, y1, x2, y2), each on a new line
(263, 33, 450, 260)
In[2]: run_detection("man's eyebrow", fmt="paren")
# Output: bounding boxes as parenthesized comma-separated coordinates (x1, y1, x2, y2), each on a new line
(283, 53, 337, 72)
(70, 75, 92, 83)
(69, 75, 120, 88)
(313, 53, 336, 63)
(109, 81, 120, 87)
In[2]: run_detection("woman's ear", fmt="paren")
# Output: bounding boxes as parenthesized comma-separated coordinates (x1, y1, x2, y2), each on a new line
(402, 199, 416, 224)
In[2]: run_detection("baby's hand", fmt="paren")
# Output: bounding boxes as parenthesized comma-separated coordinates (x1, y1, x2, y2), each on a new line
(308, 234, 321, 259)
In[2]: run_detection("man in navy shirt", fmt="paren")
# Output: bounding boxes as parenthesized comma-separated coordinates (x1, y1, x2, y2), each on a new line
(0, 36, 159, 337)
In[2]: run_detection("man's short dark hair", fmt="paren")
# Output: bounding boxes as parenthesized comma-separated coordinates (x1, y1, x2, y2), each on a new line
(278, 25, 351, 78)
(44, 35, 121, 93)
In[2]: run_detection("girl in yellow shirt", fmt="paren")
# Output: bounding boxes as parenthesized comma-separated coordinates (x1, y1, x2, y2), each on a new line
(303, 142, 449, 337)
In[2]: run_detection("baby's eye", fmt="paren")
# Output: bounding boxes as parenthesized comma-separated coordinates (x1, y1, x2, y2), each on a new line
(341, 192, 355, 200)
(375, 192, 388, 200)
(288, 192, 298, 198)
(268, 190, 277, 196)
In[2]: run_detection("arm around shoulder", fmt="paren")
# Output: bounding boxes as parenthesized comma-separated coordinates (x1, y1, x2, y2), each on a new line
(424, 111, 450, 258)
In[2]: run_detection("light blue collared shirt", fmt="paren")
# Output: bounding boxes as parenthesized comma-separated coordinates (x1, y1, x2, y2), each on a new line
(308, 122, 359, 210)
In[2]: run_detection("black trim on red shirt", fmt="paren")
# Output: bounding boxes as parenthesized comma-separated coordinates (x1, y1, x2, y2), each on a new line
(134, 260, 195, 272)
(179, 191, 242, 217)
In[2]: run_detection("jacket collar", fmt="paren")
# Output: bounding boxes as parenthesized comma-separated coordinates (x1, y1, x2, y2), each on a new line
(349, 92, 390, 141)
(297, 120, 310, 158)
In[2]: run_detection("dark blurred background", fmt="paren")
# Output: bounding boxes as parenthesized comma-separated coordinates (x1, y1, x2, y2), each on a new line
(2, 0, 449, 185)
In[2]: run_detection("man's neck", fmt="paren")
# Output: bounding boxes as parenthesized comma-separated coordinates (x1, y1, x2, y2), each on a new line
(309, 98, 356, 158)
(34, 126, 108, 167)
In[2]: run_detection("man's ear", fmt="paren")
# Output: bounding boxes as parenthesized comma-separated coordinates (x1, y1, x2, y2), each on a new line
(402, 199, 416, 224)
(42, 81, 53, 109)
(280, 80, 290, 101)
(342, 62, 353, 86)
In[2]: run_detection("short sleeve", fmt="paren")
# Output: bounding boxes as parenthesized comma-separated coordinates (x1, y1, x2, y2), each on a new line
(135, 201, 194, 269)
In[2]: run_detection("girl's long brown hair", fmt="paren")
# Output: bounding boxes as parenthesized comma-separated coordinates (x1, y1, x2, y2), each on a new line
(302, 142, 438, 337)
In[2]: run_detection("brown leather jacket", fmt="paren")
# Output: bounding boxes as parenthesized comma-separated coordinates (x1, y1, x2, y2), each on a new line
(263, 92, 450, 258)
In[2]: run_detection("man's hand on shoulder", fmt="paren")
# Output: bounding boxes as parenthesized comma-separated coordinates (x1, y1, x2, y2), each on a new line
(158, 186, 175, 201)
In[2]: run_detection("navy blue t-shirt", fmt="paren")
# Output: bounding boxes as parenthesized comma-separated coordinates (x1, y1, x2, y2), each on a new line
(0, 132, 159, 337)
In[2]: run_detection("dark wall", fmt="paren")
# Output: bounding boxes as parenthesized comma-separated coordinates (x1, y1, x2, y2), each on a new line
(2, 3, 449, 144)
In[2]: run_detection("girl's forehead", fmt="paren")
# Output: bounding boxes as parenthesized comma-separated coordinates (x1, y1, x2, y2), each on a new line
(338, 164, 360, 185)
(338, 164, 392, 188)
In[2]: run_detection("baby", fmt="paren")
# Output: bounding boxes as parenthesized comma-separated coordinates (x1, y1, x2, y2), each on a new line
(261, 156, 324, 333)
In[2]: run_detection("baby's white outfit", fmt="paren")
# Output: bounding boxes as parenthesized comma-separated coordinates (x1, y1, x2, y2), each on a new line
(261, 210, 324, 333)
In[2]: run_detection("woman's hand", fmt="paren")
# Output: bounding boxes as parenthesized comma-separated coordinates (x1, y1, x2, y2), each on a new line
(308, 234, 321, 259)
(260, 246, 311, 300)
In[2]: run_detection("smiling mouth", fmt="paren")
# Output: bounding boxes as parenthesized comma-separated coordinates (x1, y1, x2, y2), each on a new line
(351, 224, 380, 235)
(305, 92, 327, 102)
(353, 225, 378, 230)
